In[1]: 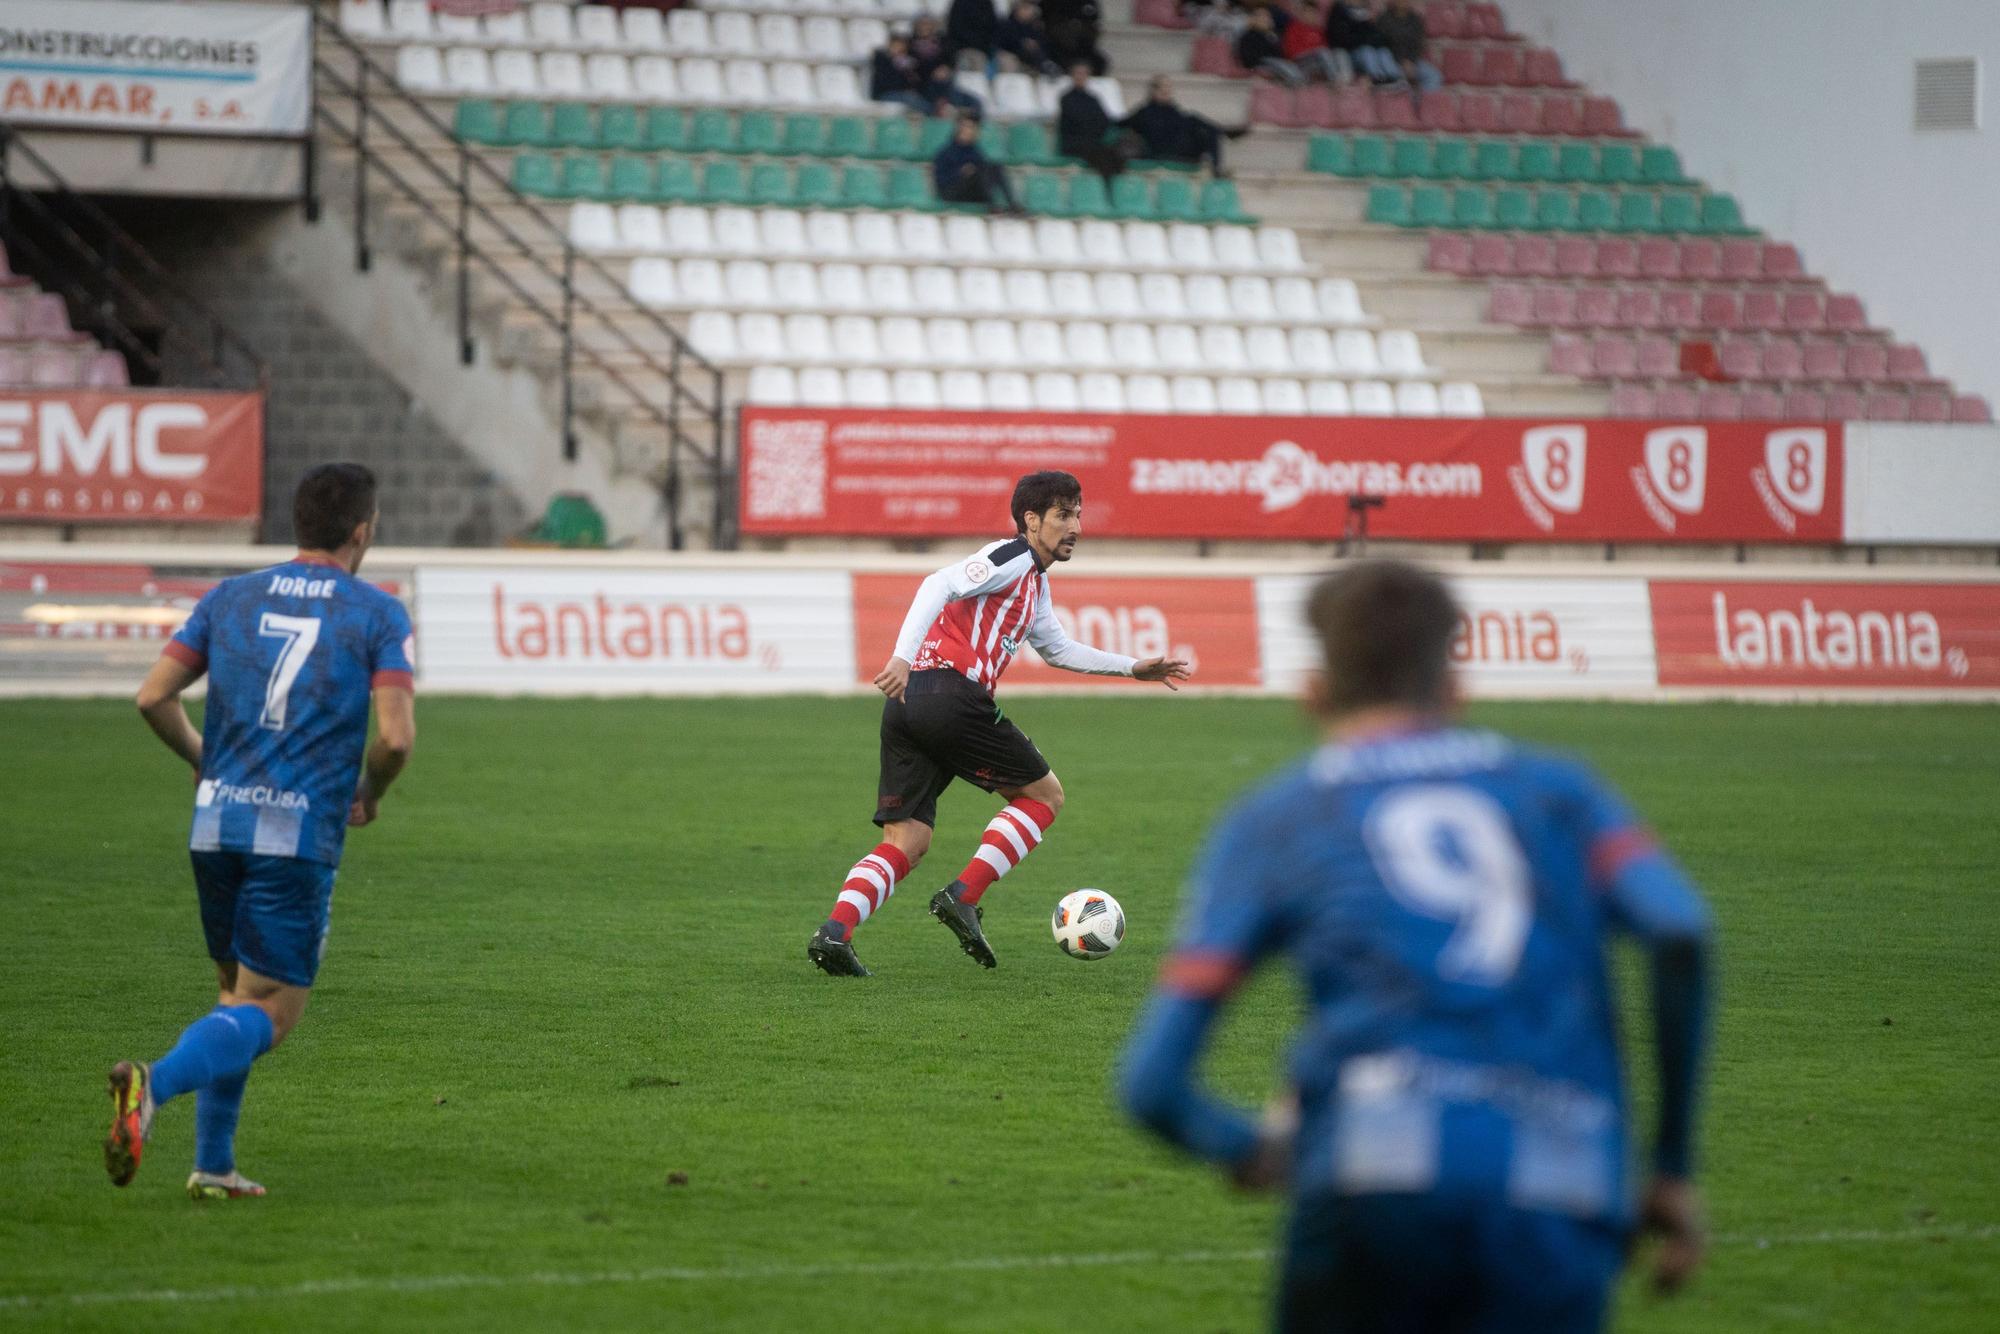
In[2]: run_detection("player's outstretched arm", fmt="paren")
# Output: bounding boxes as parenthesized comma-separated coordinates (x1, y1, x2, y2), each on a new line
(1026, 591, 1192, 686)
(349, 685, 415, 827)
(136, 655, 205, 773)
(1132, 657, 1193, 690)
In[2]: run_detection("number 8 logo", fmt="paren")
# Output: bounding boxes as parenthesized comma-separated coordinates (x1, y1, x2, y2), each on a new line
(1364, 785, 1533, 987)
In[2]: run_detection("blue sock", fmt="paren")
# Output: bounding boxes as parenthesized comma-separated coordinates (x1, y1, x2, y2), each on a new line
(151, 1004, 274, 1105)
(194, 1071, 249, 1175)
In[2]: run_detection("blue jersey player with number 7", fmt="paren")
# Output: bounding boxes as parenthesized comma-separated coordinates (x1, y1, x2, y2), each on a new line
(105, 463, 416, 1201)
(1120, 561, 1714, 1333)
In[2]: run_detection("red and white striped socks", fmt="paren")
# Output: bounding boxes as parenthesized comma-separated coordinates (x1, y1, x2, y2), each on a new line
(829, 843, 911, 940)
(955, 798, 1056, 905)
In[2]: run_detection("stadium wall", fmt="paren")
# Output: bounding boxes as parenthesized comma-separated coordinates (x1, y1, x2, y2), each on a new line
(1501, 0, 2000, 406)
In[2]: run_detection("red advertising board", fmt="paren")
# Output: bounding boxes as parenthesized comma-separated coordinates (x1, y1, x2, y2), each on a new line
(854, 572, 1263, 688)
(740, 410, 1844, 544)
(1650, 580, 2000, 689)
(0, 391, 263, 523)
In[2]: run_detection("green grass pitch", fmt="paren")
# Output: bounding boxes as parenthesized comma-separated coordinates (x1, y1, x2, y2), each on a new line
(1, 696, 1995, 1332)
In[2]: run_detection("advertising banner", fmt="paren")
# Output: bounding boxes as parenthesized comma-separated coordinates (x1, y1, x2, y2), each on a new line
(0, 0, 311, 136)
(740, 410, 1844, 545)
(0, 391, 263, 523)
(853, 571, 1263, 689)
(1649, 580, 2000, 690)
(415, 565, 856, 693)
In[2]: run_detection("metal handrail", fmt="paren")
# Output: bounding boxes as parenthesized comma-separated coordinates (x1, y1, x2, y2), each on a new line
(0, 123, 267, 391)
(309, 11, 729, 548)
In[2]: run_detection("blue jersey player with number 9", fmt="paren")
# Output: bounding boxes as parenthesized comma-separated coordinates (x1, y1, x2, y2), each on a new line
(105, 463, 417, 1200)
(1120, 561, 1714, 1333)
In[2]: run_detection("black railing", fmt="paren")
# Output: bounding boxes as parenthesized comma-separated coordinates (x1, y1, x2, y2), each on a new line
(307, 11, 729, 548)
(0, 123, 266, 392)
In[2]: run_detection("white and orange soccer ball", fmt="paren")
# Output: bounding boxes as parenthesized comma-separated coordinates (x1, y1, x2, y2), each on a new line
(1052, 890, 1126, 960)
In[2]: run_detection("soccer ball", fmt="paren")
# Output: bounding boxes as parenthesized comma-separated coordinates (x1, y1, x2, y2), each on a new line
(1052, 890, 1125, 960)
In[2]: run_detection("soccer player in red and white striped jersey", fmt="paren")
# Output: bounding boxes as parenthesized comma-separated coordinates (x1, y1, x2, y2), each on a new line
(807, 471, 1191, 977)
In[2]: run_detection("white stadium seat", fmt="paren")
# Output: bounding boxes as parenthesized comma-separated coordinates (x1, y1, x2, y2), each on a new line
(821, 264, 868, 310)
(340, 2, 387, 40)
(1319, 278, 1367, 324)
(1093, 272, 1142, 319)
(1051, 272, 1095, 317)
(1199, 325, 1248, 373)
(892, 370, 941, 409)
(927, 319, 975, 365)
(1290, 328, 1338, 374)
(1080, 372, 1126, 413)
(712, 208, 758, 253)
(738, 313, 786, 359)
(1171, 375, 1218, 413)
(1124, 223, 1171, 267)
(941, 370, 989, 410)
(1228, 276, 1276, 321)
(1259, 227, 1305, 269)
(1168, 224, 1215, 269)
(770, 62, 816, 104)
(898, 214, 946, 259)
(1155, 324, 1202, 370)
(1111, 323, 1158, 369)
(1441, 382, 1486, 417)
(1351, 380, 1396, 415)
(959, 268, 1006, 314)
(677, 259, 725, 306)
(1034, 220, 1082, 265)
(724, 259, 775, 308)
(865, 264, 915, 312)
(1004, 270, 1052, 316)
(986, 371, 1034, 409)
(880, 317, 928, 364)
(1139, 273, 1186, 320)
(713, 13, 758, 56)
(528, 3, 576, 46)
(584, 54, 632, 99)
(746, 365, 797, 405)
(1185, 275, 1230, 321)
(989, 218, 1035, 263)
(575, 6, 622, 48)
(831, 315, 881, 361)
(443, 47, 492, 93)
(388, 0, 433, 41)
(627, 258, 676, 306)
(1017, 319, 1064, 364)
(1335, 329, 1381, 374)
(845, 368, 892, 408)
(1212, 227, 1259, 270)
(634, 56, 679, 100)
(1080, 221, 1125, 267)
(688, 311, 736, 359)
(804, 18, 849, 60)
(1088, 77, 1125, 117)
(1396, 381, 1442, 416)
(1308, 380, 1353, 415)
(847, 19, 890, 58)
(1261, 379, 1308, 414)
(772, 262, 822, 309)
(758, 15, 804, 58)
(569, 203, 617, 250)
(665, 206, 714, 253)
(972, 319, 1023, 365)
(491, 48, 537, 94)
(1274, 277, 1320, 322)
(799, 367, 847, 407)
(666, 10, 712, 54)
(724, 59, 772, 103)
(678, 58, 725, 102)
(436, 10, 482, 43)
(1379, 330, 1427, 375)
(761, 210, 809, 255)
(1218, 378, 1263, 414)
(1064, 321, 1113, 368)
(803, 211, 854, 259)
(912, 266, 962, 312)
(484, 8, 529, 44)
(1125, 374, 1172, 412)
(1033, 372, 1081, 411)
(621, 8, 666, 50)
(1246, 326, 1292, 372)
(853, 212, 899, 257)
(539, 51, 586, 97)
(814, 64, 863, 107)
(943, 215, 992, 261)
(617, 204, 664, 251)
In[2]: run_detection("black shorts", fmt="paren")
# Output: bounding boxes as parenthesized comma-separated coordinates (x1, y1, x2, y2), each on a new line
(874, 670, 1051, 828)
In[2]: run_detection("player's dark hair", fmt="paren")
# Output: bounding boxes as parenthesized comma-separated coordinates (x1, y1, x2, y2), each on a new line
(293, 462, 378, 552)
(1306, 560, 1460, 713)
(1011, 470, 1082, 534)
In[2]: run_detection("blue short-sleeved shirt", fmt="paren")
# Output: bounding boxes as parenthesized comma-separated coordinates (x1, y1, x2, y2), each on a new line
(167, 557, 414, 867)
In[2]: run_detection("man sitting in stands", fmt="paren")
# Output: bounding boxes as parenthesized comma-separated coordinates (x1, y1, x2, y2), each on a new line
(996, 1, 1063, 76)
(1375, 0, 1444, 91)
(1235, 8, 1340, 86)
(1122, 76, 1240, 178)
(1057, 63, 1132, 181)
(933, 115, 1027, 214)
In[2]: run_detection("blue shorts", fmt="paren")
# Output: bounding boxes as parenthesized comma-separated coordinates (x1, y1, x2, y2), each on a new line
(191, 850, 338, 988)
(1277, 1192, 1626, 1334)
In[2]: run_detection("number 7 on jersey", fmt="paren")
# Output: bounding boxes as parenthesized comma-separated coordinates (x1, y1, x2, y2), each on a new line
(258, 612, 321, 731)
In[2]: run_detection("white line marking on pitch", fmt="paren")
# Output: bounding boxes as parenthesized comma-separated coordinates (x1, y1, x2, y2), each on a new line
(1, 1226, 1992, 1312)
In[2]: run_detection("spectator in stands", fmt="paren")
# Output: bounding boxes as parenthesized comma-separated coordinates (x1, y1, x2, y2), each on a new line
(1234, 8, 1340, 85)
(1057, 61, 1134, 180)
(996, 2, 1064, 76)
(911, 15, 986, 114)
(1323, 0, 1399, 83)
(1122, 76, 1241, 178)
(947, 0, 1001, 79)
(1280, 2, 1343, 80)
(933, 114, 1027, 214)
(1375, 0, 1443, 91)
(873, 30, 982, 116)
(1042, 0, 1110, 76)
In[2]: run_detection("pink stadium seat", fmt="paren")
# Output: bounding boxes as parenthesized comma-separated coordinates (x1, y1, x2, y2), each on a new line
(1329, 84, 1376, 128)
(1741, 291, 1783, 331)
(1845, 342, 1890, 381)
(1442, 46, 1482, 84)
(1761, 338, 1805, 379)
(1537, 95, 1582, 136)
(1719, 240, 1763, 281)
(1657, 289, 1700, 330)
(0, 293, 22, 339)
(1478, 47, 1524, 85)
(1717, 340, 1762, 379)
(1864, 390, 1910, 421)
(1596, 239, 1639, 279)
(1375, 92, 1422, 131)
(1488, 283, 1535, 323)
(1592, 335, 1638, 376)
(1419, 88, 1463, 131)
(1296, 85, 1336, 127)
(1698, 386, 1743, 419)
(1531, 285, 1576, 326)
(1548, 333, 1593, 375)
(1656, 383, 1702, 416)
(81, 349, 129, 388)
(1191, 36, 1234, 77)
(1522, 48, 1569, 87)
(1952, 394, 1994, 423)
(29, 347, 77, 387)
(1250, 84, 1298, 126)
(1473, 232, 1520, 274)
(1133, 0, 1192, 28)
(1610, 382, 1656, 417)
(1698, 291, 1742, 329)
(1760, 244, 1804, 281)
(1425, 3, 1466, 40)
(1458, 91, 1501, 134)
(0, 346, 23, 386)
(1678, 240, 1721, 281)
(1824, 388, 1865, 419)
(24, 293, 73, 340)
(1910, 388, 1953, 422)
(1635, 334, 1678, 375)
(1466, 4, 1509, 40)
(1428, 233, 1476, 274)
(1800, 338, 1846, 378)
(1617, 288, 1661, 329)
(1638, 239, 1681, 280)
(1553, 235, 1597, 277)
(1500, 92, 1540, 133)
(1784, 389, 1828, 419)
(1825, 294, 1866, 331)
(1782, 292, 1825, 330)
(1575, 286, 1619, 328)
(1581, 97, 1628, 135)
(1741, 387, 1786, 419)
(1884, 344, 1929, 380)
(1511, 234, 1556, 276)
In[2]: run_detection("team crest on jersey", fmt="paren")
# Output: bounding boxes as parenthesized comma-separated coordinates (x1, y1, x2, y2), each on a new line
(963, 558, 992, 584)
(1001, 632, 1021, 653)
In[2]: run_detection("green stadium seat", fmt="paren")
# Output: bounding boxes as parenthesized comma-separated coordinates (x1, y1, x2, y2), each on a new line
(886, 164, 937, 210)
(559, 154, 609, 201)
(453, 99, 502, 144)
(917, 118, 954, 158)
(1198, 179, 1252, 223)
(738, 111, 783, 156)
(1515, 142, 1559, 182)
(1307, 133, 1351, 174)
(691, 108, 737, 155)
(550, 102, 595, 149)
(608, 154, 655, 201)
(510, 151, 559, 196)
(1010, 122, 1061, 167)
(1699, 193, 1752, 234)
(1022, 173, 1065, 215)
(1391, 137, 1435, 178)
(979, 118, 1012, 164)
(655, 157, 700, 203)
(1431, 138, 1474, 180)
(643, 107, 687, 152)
(1409, 184, 1452, 227)
(839, 165, 886, 208)
(1638, 145, 1690, 185)
(824, 116, 869, 158)
(1365, 184, 1410, 225)
(1154, 176, 1200, 221)
(1533, 190, 1576, 231)
(749, 162, 795, 206)
(1554, 142, 1597, 182)
(1450, 185, 1493, 228)
(1617, 190, 1660, 232)
(1574, 188, 1616, 231)
(1598, 144, 1640, 184)
(502, 101, 550, 148)
(598, 104, 643, 151)
(1350, 135, 1393, 177)
(866, 116, 916, 160)
(1493, 186, 1535, 229)
(1068, 173, 1115, 219)
(700, 159, 749, 205)
(1658, 191, 1701, 232)
(1471, 139, 1516, 181)
(1110, 173, 1152, 218)
(782, 114, 827, 155)
(795, 162, 841, 208)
